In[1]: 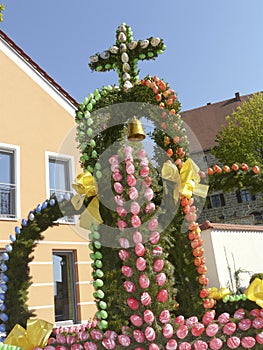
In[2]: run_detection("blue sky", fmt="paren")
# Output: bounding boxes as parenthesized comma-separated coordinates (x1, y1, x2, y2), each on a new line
(1, 0, 263, 111)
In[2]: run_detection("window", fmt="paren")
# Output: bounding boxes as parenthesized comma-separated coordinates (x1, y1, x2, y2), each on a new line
(53, 251, 78, 324)
(46, 152, 75, 223)
(0, 144, 20, 219)
(206, 193, 225, 209)
(236, 189, 256, 203)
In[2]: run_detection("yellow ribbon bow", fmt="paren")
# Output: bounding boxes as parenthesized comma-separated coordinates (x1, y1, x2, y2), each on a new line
(162, 158, 209, 202)
(4, 319, 53, 350)
(208, 287, 231, 300)
(71, 172, 103, 229)
(245, 278, 263, 308)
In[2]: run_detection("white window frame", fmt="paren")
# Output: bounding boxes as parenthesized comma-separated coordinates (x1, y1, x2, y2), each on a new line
(45, 151, 76, 224)
(0, 143, 20, 221)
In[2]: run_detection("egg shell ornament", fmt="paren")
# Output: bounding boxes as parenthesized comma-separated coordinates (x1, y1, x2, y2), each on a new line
(154, 258, 164, 272)
(102, 338, 116, 349)
(135, 243, 145, 256)
(123, 280, 136, 293)
(176, 325, 188, 339)
(109, 46, 119, 54)
(122, 73, 131, 81)
(130, 201, 140, 215)
(89, 55, 99, 63)
(151, 37, 161, 47)
(222, 322, 236, 335)
(141, 291, 152, 306)
(136, 257, 147, 271)
(226, 336, 240, 349)
(156, 272, 166, 286)
(133, 231, 142, 244)
(159, 310, 170, 323)
(118, 334, 131, 347)
(130, 314, 143, 327)
(157, 289, 168, 302)
(166, 339, 178, 350)
(139, 274, 150, 289)
(119, 249, 130, 261)
(144, 309, 155, 324)
(127, 297, 139, 310)
(162, 323, 174, 339)
(144, 326, 156, 341)
(153, 246, 163, 256)
(122, 63, 131, 72)
(121, 52, 129, 63)
(121, 266, 133, 277)
(209, 338, 223, 350)
(133, 329, 145, 343)
(128, 41, 138, 50)
(100, 51, 110, 60)
(118, 32, 126, 42)
(149, 231, 160, 244)
(140, 40, 149, 49)
(119, 43, 127, 52)
(90, 329, 103, 340)
(149, 345, 160, 350)
(118, 24, 127, 32)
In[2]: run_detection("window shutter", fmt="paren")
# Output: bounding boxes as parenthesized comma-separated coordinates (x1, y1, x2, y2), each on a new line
(236, 190, 242, 203)
(220, 193, 225, 206)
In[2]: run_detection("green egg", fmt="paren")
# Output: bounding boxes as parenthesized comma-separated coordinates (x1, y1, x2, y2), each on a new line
(100, 310, 108, 319)
(99, 301, 107, 310)
(89, 253, 95, 260)
(90, 139, 96, 147)
(87, 128, 93, 137)
(93, 231, 100, 240)
(95, 163, 102, 170)
(94, 240, 101, 249)
(95, 251, 103, 260)
(87, 103, 93, 111)
(87, 165, 94, 173)
(95, 94, 101, 101)
(105, 64, 111, 69)
(139, 54, 146, 59)
(95, 278, 104, 287)
(91, 150, 97, 158)
(148, 52, 154, 57)
(95, 260, 103, 268)
(84, 111, 91, 118)
(99, 320, 108, 329)
(87, 118, 93, 126)
(96, 65, 103, 71)
(96, 171, 102, 179)
(95, 311, 102, 319)
(96, 269, 104, 278)
(97, 289, 105, 299)
(88, 243, 94, 251)
(93, 291, 98, 298)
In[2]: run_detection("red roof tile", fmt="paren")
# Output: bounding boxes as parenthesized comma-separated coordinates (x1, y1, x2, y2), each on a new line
(200, 220, 263, 232)
(0, 29, 79, 108)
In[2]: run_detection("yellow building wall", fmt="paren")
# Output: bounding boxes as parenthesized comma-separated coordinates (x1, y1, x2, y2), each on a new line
(0, 48, 96, 324)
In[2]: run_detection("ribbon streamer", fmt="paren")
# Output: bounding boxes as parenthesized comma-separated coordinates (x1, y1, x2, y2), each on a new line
(162, 158, 209, 202)
(208, 287, 230, 300)
(4, 319, 53, 350)
(245, 278, 263, 308)
(71, 172, 103, 229)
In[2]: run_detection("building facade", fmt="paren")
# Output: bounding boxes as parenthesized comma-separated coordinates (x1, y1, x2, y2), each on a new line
(182, 92, 263, 225)
(0, 30, 96, 325)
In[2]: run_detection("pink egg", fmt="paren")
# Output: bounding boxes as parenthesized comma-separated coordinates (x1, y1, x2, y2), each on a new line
(127, 297, 139, 310)
(149, 344, 159, 350)
(202, 310, 216, 325)
(140, 157, 149, 167)
(129, 187, 139, 200)
(218, 312, 230, 325)
(123, 281, 136, 293)
(250, 309, 260, 317)
(133, 329, 145, 343)
(133, 231, 142, 244)
(139, 274, 150, 289)
(112, 171, 122, 181)
(156, 272, 166, 286)
(130, 201, 141, 215)
(105, 330, 118, 339)
(227, 336, 240, 349)
(205, 323, 219, 337)
(191, 323, 205, 337)
(162, 323, 174, 338)
(117, 206, 128, 217)
(136, 257, 146, 271)
(137, 149, 146, 159)
(148, 218, 158, 231)
(109, 154, 119, 164)
(159, 310, 170, 323)
(238, 318, 251, 331)
(176, 325, 188, 339)
(253, 317, 263, 329)
(135, 243, 145, 257)
(193, 340, 208, 350)
(131, 215, 142, 228)
(140, 166, 150, 178)
(152, 246, 163, 256)
(233, 308, 245, 320)
(90, 329, 103, 340)
(223, 322, 236, 335)
(118, 220, 128, 231)
(126, 161, 135, 174)
(209, 338, 223, 350)
(119, 237, 130, 248)
(149, 231, 160, 244)
(130, 314, 143, 327)
(144, 188, 154, 201)
(141, 291, 152, 306)
(118, 249, 130, 261)
(256, 332, 263, 344)
(157, 289, 168, 303)
(144, 309, 155, 324)
(83, 342, 97, 350)
(102, 339, 116, 349)
(115, 195, 124, 206)
(174, 315, 185, 325)
(178, 342, 191, 350)
(142, 176, 152, 187)
(145, 326, 156, 341)
(154, 258, 164, 272)
(127, 174, 136, 187)
(118, 334, 131, 348)
(125, 146, 133, 155)
(121, 266, 133, 277)
(145, 202, 156, 213)
(241, 337, 256, 349)
(114, 182, 124, 194)
(166, 339, 178, 350)
(186, 316, 198, 326)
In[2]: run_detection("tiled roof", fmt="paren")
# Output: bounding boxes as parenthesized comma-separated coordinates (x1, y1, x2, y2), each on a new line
(181, 92, 261, 152)
(200, 220, 263, 232)
(0, 29, 79, 108)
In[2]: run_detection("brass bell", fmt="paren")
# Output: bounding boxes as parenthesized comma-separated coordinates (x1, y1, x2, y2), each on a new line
(127, 116, 146, 141)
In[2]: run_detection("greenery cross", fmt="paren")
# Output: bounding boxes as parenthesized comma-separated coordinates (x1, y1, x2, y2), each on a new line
(88, 23, 166, 89)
